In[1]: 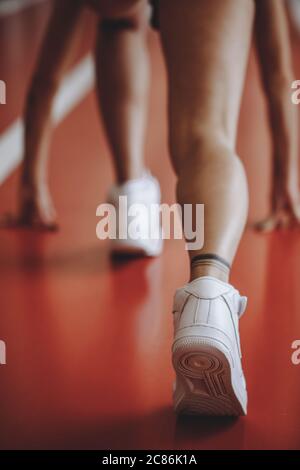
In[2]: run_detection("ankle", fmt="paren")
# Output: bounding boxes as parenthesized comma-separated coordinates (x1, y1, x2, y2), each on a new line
(190, 265, 229, 283)
(190, 253, 231, 283)
(116, 167, 146, 185)
(21, 170, 48, 192)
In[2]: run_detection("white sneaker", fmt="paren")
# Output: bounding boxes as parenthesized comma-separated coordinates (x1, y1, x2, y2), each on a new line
(108, 172, 163, 257)
(172, 276, 248, 416)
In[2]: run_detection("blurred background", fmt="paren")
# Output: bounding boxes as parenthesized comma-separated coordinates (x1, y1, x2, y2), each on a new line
(0, 0, 300, 450)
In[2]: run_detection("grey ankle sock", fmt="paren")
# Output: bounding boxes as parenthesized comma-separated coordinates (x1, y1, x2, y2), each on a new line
(191, 253, 231, 277)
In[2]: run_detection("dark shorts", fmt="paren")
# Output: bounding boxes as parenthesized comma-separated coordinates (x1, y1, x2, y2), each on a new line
(149, 0, 159, 30)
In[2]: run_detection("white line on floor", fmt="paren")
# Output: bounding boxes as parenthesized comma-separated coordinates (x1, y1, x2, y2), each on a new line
(0, 54, 95, 185)
(0, 0, 46, 17)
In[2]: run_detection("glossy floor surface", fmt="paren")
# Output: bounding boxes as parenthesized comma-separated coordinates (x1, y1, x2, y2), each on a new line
(1, 1, 300, 450)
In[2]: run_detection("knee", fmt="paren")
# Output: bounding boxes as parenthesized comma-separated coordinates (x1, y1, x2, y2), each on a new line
(101, 1, 149, 32)
(26, 74, 59, 110)
(170, 126, 235, 177)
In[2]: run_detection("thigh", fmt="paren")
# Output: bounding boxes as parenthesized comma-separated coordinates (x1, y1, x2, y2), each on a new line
(159, 0, 255, 163)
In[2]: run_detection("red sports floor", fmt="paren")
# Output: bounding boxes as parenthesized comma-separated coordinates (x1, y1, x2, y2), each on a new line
(0, 2, 300, 450)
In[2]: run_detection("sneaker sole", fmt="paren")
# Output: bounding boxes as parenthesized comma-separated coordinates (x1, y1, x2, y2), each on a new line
(172, 337, 247, 416)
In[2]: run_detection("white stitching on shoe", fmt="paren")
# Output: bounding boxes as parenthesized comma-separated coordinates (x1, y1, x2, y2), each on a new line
(221, 294, 241, 357)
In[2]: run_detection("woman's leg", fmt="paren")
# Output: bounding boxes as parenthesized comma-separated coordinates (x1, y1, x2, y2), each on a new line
(95, 0, 150, 183)
(159, 0, 255, 281)
(1, 0, 85, 229)
(254, 0, 300, 231)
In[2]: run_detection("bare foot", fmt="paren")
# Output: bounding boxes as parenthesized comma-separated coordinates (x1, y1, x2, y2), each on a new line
(253, 199, 300, 232)
(0, 184, 58, 231)
(254, 211, 300, 232)
(253, 189, 300, 233)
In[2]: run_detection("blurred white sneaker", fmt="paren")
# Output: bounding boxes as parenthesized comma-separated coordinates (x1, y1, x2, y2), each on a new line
(172, 276, 248, 416)
(108, 172, 163, 257)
